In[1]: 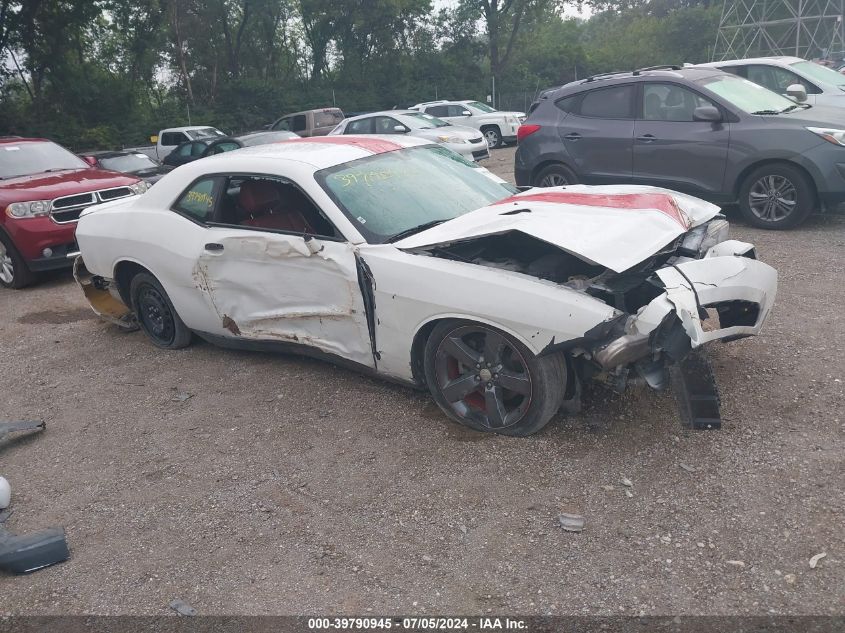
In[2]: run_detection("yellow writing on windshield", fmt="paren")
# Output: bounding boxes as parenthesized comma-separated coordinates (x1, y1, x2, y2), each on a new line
(333, 170, 394, 187)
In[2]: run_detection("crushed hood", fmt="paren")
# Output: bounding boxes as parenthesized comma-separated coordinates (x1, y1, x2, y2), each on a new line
(394, 185, 721, 273)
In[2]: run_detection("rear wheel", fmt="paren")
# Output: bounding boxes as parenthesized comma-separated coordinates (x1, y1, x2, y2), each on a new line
(423, 320, 567, 436)
(535, 163, 578, 188)
(130, 272, 192, 349)
(482, 126, 502, 149)
(0, 232, 35, 289)
(738, 164, 814, 229)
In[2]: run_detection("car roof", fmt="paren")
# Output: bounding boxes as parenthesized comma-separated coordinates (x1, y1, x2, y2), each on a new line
(199, 135, 431, 169)
(342, 110, 419, 121)
(276, 107, 343, 118)
(552, 66, 725, 96)
(164, 125, 220, 132)
(701, 56, 804, 67)
(0, 137, 49, 145)
(84, 149, 151, 158)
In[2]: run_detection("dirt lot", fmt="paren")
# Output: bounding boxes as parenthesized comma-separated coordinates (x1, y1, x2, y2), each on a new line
(1, 147, 843, 616)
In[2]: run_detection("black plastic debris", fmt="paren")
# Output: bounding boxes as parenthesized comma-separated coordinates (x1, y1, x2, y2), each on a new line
(0, 525, 70, 574)
(673, 350, 722, 430)
(0, 419, 70, 574)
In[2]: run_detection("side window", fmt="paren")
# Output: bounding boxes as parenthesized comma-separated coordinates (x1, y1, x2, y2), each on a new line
(161, 132, 185, 146)
(291, 115, 307, 132)
(346, 118, 375, 134)
(374, 116, 404, 134)
(426, 105, 449, 117)
(447, 105, 469, 117)
(176, 142, 193, 157)
(272, 118, 292, 131)
(578, 85, 635, 119)
(173, 177, 218, 222)
(191, 142, 207, 156)
(720, 66, 745, 77)
(217, 175, 338, 238)
(555, 94, 579, 113)
(745, 65, 817, 94)
(642, 83, 716, 122)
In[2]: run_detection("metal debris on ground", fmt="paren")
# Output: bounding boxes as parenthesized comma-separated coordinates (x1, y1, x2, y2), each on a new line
(171, 390, 194, 403)
(726, 560, 746, 568)
(620, 477, 633, 488)
(679, 463, 697, 473)
(0, 421, 45, 442)
(809, 552, 827, 569)
(169, 599, 198, 616)
(558, 513, 585, 533)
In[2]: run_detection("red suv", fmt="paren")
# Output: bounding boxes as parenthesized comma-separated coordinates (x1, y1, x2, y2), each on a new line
(0, 137, 146, 288)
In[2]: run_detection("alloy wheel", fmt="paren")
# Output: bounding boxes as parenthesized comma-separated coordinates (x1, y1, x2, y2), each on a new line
(484, 129, 500, 148)
(433, 325, 533, 430)
(748, 174, 797, 223)
(540, 173, 570, 187)
(0, 241, 13, 285)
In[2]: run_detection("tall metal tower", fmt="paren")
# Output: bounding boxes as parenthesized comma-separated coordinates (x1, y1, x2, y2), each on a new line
(713, 0, 845, 61)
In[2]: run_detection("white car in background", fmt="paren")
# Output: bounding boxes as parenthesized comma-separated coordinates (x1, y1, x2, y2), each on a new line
(410, 100, 525, 148)
(74, 135, 777, 437)
(699, 57, 845, 107)
(329, 110, 489, 161)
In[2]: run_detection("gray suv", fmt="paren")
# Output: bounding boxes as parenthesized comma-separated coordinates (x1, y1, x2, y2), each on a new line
(515, 66, 845, 228)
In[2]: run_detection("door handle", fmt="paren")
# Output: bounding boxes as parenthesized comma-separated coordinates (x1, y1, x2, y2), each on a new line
(204, 243, 224, 252)
(564, 133, 582, 141)
(637, 134, 656, 143)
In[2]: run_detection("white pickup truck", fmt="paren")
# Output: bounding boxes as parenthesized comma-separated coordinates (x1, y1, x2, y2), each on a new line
(409, 100, 525, 149)
(125, 126, 226, 161)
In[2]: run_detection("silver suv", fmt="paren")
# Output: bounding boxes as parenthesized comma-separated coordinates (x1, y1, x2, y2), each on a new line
(515, 66, 845, 229)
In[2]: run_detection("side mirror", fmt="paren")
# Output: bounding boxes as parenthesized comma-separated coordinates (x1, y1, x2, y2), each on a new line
(393, 125, 408, 133)
(692, 106, 723, 123)
(786, 83, 808, 103)
(461, 110, 472, 116)
(81, 156, 97, 167)
(150, 135, 158, 143)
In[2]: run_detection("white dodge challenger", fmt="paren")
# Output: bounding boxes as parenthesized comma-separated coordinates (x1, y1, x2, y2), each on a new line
(74, 135, 778, 436)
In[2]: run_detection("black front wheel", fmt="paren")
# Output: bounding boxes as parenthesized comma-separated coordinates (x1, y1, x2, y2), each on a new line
(130, 272, 193, 349)
(738, 164, 814, 229)
(423, 320, 568, 436)
(534, 163, 578, 188)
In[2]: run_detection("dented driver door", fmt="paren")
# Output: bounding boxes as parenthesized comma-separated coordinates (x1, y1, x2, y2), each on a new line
(194, 229, 376, 368)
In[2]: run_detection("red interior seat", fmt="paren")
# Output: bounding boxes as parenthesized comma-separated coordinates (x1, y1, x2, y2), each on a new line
(237, 180, 313, 233)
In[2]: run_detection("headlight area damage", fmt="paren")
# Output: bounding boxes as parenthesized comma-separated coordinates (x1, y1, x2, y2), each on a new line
(404, 189, 777, 430)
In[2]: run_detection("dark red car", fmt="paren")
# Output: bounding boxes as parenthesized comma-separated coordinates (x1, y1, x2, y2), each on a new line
(0, 137, 145, 289)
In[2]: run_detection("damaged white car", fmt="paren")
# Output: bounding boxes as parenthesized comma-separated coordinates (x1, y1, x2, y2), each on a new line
(74, 136, 778, 436)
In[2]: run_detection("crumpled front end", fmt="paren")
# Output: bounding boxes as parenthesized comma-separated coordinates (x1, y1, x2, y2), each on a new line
(584, 241, 777, 427)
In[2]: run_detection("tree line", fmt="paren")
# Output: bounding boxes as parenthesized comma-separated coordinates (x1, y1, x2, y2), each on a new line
(0, 0, 719, 150)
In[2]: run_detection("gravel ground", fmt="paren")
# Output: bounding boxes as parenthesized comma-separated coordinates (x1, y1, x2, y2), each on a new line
(1, 147, 843, 616)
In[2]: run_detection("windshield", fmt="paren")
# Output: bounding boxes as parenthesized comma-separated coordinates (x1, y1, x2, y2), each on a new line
(469, 101, 496, 113)
(403, 112, 450, 129)
(791, 60, 845, 87)
(316, 145, 516, 243)
(187, 128, 225, 140)
(0, 141, 87, 179)
(99, 153, 158, 173)
(698, 74, 796, 113)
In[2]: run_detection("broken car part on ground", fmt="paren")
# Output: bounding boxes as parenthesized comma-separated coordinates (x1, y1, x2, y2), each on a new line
(72, 136, 778, 436)
(0, 421, 70, 574)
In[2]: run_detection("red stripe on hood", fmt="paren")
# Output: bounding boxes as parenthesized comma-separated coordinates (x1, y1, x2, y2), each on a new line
(281, 136, 404, 154)
(494, 191, 690, 228)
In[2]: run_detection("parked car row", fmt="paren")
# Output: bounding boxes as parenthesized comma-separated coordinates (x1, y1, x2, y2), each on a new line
(515, 61, 845, 229)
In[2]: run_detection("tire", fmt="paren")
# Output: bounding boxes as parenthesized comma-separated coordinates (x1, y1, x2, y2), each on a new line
(738, 163, 815, 229)
(482, 126, 502, 149)
(423, 320, 568, 436)
(129, 272, 193, 349)
(534, 163, 578, 188)
(0, 231, 36, 289)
